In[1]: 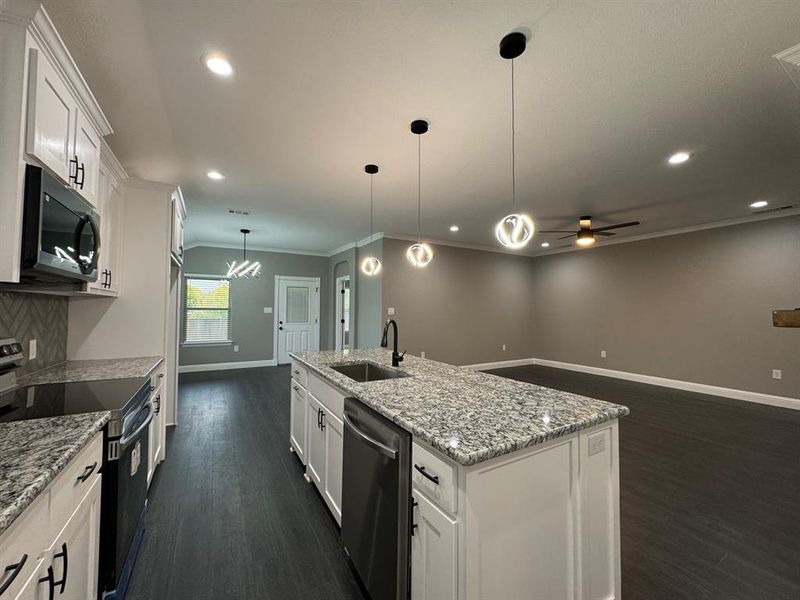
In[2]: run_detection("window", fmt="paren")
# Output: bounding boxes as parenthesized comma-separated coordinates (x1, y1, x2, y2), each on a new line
(183, 276, 231, 344)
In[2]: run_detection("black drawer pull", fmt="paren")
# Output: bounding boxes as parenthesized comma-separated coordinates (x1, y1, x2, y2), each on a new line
(293, 369, 300, 375)
(76, 462, 97, 483)
(39, 565, 56, 600)
(0, 554, 27, 595)
(320, 411, 326, 431)
(53, 543, 67, 594)
(414, 464, 439, 485)
(411, 497, 418, 536)
(292, 385, 300, 391)
(154, 395, 161, 415)
(68, 156, 78, 184)
(317, 407, 322, 429)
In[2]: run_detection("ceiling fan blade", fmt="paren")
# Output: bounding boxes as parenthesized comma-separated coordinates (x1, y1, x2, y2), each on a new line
(595, 231, 616, 236)
(557, 233, 577, 240)
(538, 230, 577, 234)
(592, 221, 640, 233)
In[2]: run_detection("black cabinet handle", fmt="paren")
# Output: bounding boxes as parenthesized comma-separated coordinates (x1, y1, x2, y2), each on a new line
(154, 395, 161, 415)
(414, 464, 439, 485)
(39, 565, 56, 600)
(320, 410, 326, 431)
(293, 369, 299, 375)
(317, 407, 322, 429)
(68, 156, 78, 183)
(292, 385, 299, 391)
(76, 462, 97, 483)
(0, 554, 28, 595)
(76, 162, 85, 189)
(108, 270, 112, 289)
(411, 497, 418, 536)
(53, 543, 67, 594)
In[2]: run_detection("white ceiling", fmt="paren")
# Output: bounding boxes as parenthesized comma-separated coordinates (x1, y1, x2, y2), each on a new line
(44, 0, 800, 254)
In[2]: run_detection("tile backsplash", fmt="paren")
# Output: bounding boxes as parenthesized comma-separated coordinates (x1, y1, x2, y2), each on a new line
(0, 291, 67, 376)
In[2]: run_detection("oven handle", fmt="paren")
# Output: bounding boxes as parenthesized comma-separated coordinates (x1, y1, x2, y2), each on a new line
(119, 400, 155, 451)
(343, 412, 397, 460)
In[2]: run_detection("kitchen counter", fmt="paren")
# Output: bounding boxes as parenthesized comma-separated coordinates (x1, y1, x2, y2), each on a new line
(17, 356, 163, 386)
(290, 348, 629, 466)
(0, 412, 110, 536)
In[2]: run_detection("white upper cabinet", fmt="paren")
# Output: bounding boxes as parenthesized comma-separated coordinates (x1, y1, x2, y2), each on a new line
(26, 47, 75, 184)
(72, 108, 102, 206)
(170, 189, 186, 265)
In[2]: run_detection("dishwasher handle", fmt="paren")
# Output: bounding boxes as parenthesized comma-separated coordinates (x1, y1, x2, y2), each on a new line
(343, 412, 397, 460)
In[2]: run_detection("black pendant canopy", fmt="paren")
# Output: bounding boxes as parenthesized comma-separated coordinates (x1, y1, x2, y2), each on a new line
(410, 120, 429, 135)
(364, 164, 378, 174)
(500, 31, 527, 60)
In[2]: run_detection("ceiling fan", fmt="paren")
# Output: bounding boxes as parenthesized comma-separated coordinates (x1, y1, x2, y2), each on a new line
(539, 216, 641, 247)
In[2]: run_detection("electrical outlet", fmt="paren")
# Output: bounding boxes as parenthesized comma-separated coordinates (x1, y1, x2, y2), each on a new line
(588, 433, 606, 456)
(387, 307, 395, 316)
(233, 345, 239, 352)
(502, 344, 507, 352)
(601, 350, 607, 358)
(29, 339, 37, 360)
(420, 351, 426, 359)
(772, 369, 782, 380)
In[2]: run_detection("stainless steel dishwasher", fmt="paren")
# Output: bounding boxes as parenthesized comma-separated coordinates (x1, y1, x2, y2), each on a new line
(341, 397, 411, 600)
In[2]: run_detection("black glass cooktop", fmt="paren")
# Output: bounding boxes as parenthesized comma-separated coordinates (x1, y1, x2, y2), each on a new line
(0, 377, 149, 423)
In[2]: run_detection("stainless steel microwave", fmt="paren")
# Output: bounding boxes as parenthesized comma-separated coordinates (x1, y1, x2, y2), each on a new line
(21, 164, 100, 283)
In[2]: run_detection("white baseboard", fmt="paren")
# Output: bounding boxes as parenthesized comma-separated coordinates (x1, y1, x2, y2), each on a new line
(463, 358, 536, 371)
(178, 359, 277, 373)
(531, 358, 800, 411)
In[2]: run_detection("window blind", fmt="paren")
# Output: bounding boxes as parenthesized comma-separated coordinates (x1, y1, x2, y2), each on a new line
(183, 277, 231, 344)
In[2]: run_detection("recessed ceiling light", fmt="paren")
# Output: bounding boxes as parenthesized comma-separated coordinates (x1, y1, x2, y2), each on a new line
(749, 200, 768, 209)
(667, 151, 692, 165)
(204, 54, 233, 77)
(206, 170, 225, 180)
(541, 242, 550, 248)
(449, 225, 459, 232)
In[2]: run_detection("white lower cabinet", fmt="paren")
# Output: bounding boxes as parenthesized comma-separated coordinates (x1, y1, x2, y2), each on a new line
(289, 383, 307, 464)
(411, 490, 458, 600)
(322, 411, 344, 524)
(306, 393, 325, 487)
(147, 386, 163, 487)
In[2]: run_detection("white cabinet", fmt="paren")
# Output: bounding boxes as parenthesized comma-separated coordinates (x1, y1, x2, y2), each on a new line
(148, 386, 163, 487)
(25, 47, 75, 184)
(322, 410, 344, 524)
(0, 432, 102, 600)
(411, 490, 458, 600)
(83, 152, 123, 296)
(170, 190, 186, 265)
(306, 393, 325, 487)
(72, 108, 101, 207)
(290, 383, 307, 464)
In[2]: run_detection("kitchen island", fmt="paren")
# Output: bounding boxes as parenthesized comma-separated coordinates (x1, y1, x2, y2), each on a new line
(289, 349, 629, 600)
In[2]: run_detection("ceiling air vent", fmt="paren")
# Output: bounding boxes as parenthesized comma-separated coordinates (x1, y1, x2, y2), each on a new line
(228, 209, 250, 216)
(774, 43, 800, 91)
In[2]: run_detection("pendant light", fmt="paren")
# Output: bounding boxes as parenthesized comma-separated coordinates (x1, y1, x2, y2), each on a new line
(226, 228, 262, 278)
(407, 119, 434, 267)
(361, 164, 382, 276)
(495, 32, 535, 250)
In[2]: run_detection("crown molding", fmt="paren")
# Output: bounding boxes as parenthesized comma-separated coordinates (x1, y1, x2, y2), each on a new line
(183, 241, 330, 257)
(29, 6, 113, 136)
(100, 140, 128, 190)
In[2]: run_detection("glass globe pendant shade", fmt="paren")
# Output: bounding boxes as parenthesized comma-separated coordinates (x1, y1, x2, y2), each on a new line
(406, 242, 434, 267)
(495, 213, 535, 249)
(361, 256, 382, 276)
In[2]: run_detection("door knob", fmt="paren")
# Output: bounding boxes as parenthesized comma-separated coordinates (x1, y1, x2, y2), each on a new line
(279, 326, 283, 331)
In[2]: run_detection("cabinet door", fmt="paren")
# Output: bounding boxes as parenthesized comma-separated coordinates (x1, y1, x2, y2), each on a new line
(411, 491, 458, 600)
(322, 411, 343, 525)
(42, 476, 102, 600)
(148, 389, 163, 486)
(72, 109, 101, 207)
(305, 394, 325, 488)
(104, 181, 122, 293)
(26, 48, 75, 183)
(11, 558, 46, 600)
(290, 385, 307, 464)
(87, 166, 110, 294)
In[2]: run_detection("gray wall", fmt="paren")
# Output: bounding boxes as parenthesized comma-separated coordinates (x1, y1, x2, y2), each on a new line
(0, 292, 67, 376)
(529, 216, 800, 398)
(179, 246, 330, 366)
(381, 238, 536, 365)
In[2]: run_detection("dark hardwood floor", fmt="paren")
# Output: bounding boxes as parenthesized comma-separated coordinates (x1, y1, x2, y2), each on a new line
(488, 365, 800, 600)
(128, 363, 800, 600)
(126, 366, 366, 600)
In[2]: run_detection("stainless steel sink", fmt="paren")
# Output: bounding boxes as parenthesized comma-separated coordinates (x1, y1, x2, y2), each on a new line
(329, 361, 410, 383)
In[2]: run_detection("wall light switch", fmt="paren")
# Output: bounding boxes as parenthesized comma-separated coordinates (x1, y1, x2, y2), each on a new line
(29, 339, 37, 360)
(772, 369, 782, 380)
(588, 433, 606, 456)
(601, 350, 607, 358)
(233, 345, 239, 352)
(387, 307, 395, 316)
(502, 344, 507, 352)
(263, 307, 272, 314)
(420, 351, 426, 359)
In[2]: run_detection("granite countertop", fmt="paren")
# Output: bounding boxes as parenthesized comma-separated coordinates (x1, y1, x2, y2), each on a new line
(18, 356, 163, 386)
(290, 349, 630, 466)
(0, 412, 110, 537)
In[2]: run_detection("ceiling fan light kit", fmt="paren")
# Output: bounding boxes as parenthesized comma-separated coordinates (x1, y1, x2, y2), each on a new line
(407, 120, 434, 267)
(361, 164, 383, 276)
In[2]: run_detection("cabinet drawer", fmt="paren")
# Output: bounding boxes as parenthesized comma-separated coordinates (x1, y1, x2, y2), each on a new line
(47, 432, 103, 544)
(412, 442, 458, 515)
(150, 363, 166, 390)
(290, 380, 306, 399)
(0, 496, 49, 598)
(308, 373, 344, 419)
(291, 361, 308, 388)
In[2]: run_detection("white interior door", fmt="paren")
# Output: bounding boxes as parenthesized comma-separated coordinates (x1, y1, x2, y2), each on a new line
(277, 277, 319, 364)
